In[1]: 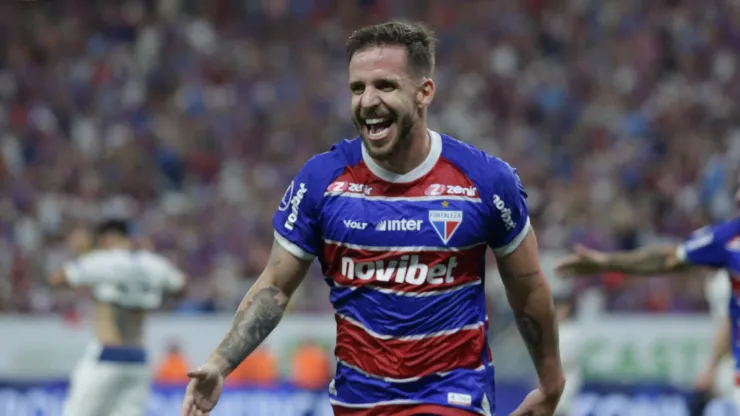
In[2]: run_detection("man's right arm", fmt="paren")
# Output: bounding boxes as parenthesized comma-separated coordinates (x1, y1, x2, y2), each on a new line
(205, 240, 312, 377)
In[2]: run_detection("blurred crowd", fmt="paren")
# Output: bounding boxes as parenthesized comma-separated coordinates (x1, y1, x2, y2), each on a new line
(0, 0, 736, 315)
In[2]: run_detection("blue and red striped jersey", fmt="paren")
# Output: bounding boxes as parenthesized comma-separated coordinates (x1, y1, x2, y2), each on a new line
(678, 218, 740, 386)
(272, 131, 531, 415)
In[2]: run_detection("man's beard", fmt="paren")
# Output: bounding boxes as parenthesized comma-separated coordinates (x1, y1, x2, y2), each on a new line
(358, 112, 415, 161)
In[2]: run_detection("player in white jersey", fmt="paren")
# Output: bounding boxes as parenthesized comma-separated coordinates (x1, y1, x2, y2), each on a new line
(695, 270, 736, 408)
(49, 219, 186, 416)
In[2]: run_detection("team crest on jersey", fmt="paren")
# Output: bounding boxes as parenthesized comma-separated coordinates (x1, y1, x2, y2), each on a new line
(429, 210, 463, 245)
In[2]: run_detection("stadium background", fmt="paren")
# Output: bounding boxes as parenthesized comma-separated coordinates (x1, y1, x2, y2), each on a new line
(0, 0, 739, 414)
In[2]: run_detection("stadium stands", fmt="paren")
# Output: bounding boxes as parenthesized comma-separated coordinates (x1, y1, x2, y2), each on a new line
(0, 0, 733, 318)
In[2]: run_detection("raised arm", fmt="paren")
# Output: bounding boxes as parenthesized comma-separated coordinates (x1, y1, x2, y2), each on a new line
(556, 243, 689, 277)
(556, 219, 734, 278)
(498, 229, 565, 402)
(206, 240, 312, 377)
(49, 251, 109, 288)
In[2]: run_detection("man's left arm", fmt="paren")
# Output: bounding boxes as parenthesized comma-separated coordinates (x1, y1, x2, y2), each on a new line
(482, 156, 564, 401)
(498, 228, 565, 398)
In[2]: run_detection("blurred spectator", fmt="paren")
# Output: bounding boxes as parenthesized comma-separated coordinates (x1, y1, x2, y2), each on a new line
(155, 341, 190, 384)
(290, 341, 332, 390)
(227, 347, 279, 386)
(0, 0, 735, 315)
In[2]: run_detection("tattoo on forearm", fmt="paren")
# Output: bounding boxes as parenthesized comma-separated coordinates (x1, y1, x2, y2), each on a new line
(516, 312, 543, 351)
(216, 286, 288, 371)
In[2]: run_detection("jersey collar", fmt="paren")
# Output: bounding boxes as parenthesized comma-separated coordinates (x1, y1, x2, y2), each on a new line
(361, 129, 442, 183)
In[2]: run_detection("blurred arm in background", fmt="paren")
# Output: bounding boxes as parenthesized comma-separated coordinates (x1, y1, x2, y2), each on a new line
(556, 220, 740, 278)
(556, 243, 690, 277)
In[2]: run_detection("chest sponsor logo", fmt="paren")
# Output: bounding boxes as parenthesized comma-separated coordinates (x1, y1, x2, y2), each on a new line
(424, 184, 477, 197)
(343, 219, 368, 230)
(429, 210, 463, 245)
(375, 218, 423, 231)
(326, 181, 372, 196)
(340, 255, 458, 285)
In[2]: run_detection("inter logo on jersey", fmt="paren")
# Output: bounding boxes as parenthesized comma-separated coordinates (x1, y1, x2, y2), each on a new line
(429, 210, 463, 245)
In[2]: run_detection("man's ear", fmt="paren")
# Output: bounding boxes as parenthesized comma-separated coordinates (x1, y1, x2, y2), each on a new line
(416, 77, 435, 108)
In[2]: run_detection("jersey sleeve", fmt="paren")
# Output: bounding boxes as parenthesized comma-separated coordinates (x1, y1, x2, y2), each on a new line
(675, 223, 732, 268)
(485, 160, 531, 257)
(272, 157, 328, 261)
(63, 251, 110, 287)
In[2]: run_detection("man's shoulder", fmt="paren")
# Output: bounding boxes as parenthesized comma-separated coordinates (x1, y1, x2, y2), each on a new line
(300, 138, 363, 180)
(438, 133, 518, 182)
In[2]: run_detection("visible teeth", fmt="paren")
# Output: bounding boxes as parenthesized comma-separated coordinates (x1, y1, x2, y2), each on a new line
(365, 118, 385, 125)
(368, 126, 391, 139)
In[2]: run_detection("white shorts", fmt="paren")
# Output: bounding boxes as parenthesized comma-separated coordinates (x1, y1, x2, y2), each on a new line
(62, 342, 151, 416)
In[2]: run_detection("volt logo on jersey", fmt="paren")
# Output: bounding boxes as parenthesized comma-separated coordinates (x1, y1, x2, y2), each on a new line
(429, 210, 463, 245)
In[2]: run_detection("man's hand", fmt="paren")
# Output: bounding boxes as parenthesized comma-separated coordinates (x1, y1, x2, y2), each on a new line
(179, 238, 312, 413)
(181, 363, 224, 416)
(510, 386, 563, 416)
(555, 244, 609, 278)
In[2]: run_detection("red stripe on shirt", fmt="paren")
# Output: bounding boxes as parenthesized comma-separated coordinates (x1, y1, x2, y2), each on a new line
(332, 403, 479, 416)
(324, 245, 485, 293)
(335, 316, 485, 380)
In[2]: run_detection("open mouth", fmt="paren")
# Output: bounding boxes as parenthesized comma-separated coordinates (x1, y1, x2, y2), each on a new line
(363, 117, 395, 142)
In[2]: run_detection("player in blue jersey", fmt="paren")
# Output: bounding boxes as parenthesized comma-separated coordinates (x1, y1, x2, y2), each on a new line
(182, 21, 565, 416)
(556, 218, 740, 411)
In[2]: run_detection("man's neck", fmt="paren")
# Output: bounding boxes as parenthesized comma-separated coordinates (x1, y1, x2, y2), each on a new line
(373, 125, 431, 175)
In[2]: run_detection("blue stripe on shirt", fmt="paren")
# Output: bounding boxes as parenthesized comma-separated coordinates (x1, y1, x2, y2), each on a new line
(329, 282, 485, 336)
(331, 361, 495, 412)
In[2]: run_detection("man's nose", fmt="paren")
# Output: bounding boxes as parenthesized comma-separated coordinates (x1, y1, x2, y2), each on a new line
(360, 88, 381, 109)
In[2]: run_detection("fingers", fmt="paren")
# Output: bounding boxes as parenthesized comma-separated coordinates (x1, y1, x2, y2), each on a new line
(573, 243, 591, 255)
(574, 243, 602, 259)
(554, 256, 580, 277)
(507, 408, 525, 416)
(509, 409, 536, 416)
(181, 397, 208, 416)
(187, 368, 207, 379)
(181, 395, 194, 416)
